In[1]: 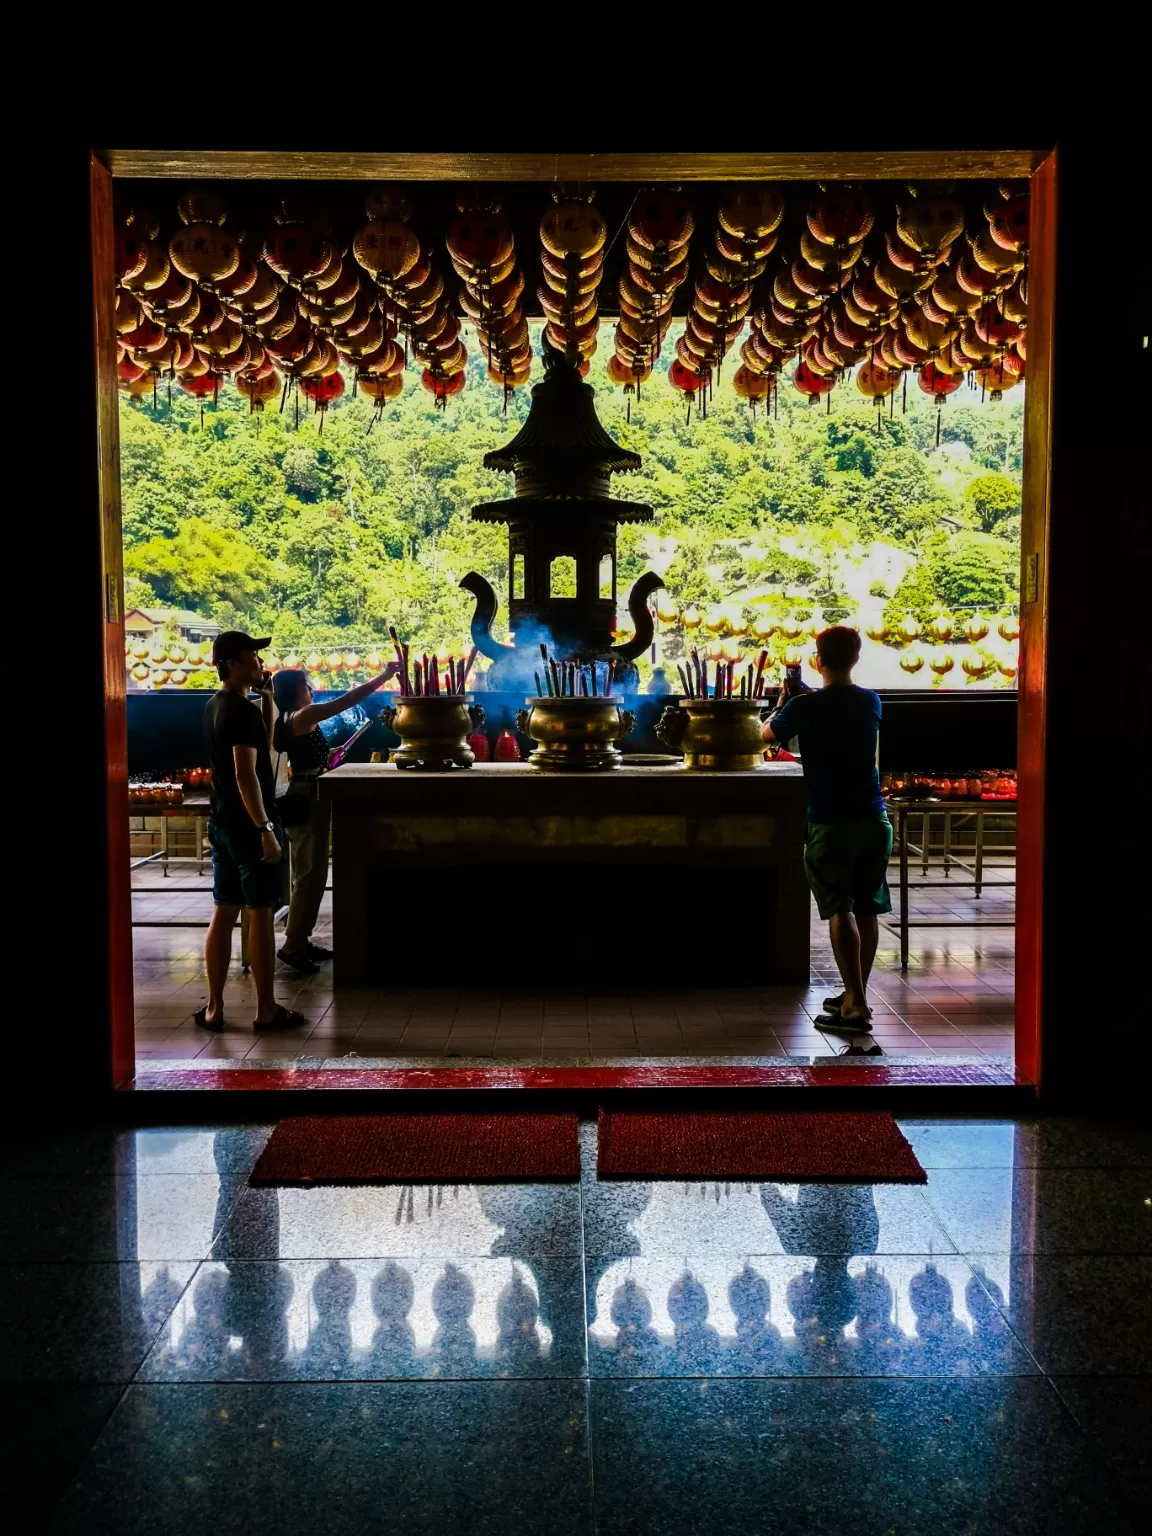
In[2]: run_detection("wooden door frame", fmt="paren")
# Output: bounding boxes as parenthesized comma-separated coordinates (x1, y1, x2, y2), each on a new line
(91, 146, 1056, 1096)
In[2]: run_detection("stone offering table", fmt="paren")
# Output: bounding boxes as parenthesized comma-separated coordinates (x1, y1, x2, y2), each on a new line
(322, 761, 809, 985)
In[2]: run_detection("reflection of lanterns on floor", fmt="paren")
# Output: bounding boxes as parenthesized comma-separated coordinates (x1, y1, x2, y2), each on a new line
(896, 614, 921, 645)
(997, 613, 1021, 642)
(899, 648, 925, 674)
(961, 614, 990, 643)
(929, 650, 955, 676)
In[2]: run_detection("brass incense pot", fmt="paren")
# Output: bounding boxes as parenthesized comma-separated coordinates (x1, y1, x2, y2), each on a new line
(516, 696, 635, 771)
(380, 697, 485, 770)
(656, 699, 769, 771)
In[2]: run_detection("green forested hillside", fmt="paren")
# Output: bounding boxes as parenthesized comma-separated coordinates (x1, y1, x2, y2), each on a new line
(120, 324, 1023, 682)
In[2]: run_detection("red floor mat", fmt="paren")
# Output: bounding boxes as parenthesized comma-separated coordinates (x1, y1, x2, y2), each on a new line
(250, 1112, 580, 1184)
(597, 1108, 926, 1181)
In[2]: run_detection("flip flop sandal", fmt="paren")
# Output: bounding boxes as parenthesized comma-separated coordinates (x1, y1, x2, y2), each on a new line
(194, 1007, 227, 1033)
(823, 992, 846, 1013)
(815, 1013, 873, 1035)
(277, 948, 320, 975)
(253, 1006, 307, 1033)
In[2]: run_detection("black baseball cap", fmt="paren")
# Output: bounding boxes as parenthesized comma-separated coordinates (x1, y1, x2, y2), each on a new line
(211, 630, 272, 665)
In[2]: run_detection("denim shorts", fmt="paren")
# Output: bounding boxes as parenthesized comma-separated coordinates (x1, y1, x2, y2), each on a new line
(209, 817, 285, 909)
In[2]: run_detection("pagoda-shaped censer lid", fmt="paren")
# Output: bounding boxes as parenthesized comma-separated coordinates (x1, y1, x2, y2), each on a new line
(475, 337, 648, 507)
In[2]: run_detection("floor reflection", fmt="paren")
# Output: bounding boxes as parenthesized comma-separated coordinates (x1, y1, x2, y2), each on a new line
(588, 1181, 1017, 1376)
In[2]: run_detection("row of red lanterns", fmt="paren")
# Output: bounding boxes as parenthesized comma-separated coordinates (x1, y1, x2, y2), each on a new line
(537, 186, 607, 370)
(446, 194, 529, 400)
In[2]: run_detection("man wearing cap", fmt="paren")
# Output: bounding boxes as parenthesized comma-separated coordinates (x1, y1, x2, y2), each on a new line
(197, 632, 304, 1034)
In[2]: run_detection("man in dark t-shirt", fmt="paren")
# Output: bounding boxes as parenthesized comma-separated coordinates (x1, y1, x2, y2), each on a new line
(198, 631, 303, 1036)
(763, 627, 892, 1032)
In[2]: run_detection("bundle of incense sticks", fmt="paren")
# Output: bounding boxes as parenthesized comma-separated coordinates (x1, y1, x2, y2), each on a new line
(678, 650, 772, 700)
(387, 627, 477, 696)
(536, 644, 615, 698)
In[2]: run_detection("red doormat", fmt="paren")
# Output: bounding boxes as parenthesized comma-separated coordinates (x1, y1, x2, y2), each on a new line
(597, 1108, 925, 1182)
(250, 1112, 580, 1185)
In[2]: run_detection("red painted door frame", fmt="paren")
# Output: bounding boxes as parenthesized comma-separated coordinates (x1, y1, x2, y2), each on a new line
(90, 149, 1057, 1100)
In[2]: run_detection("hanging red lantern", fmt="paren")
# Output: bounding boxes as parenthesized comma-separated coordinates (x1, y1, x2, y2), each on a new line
(422, 368, 466, 407)
(793, 360, 835, 402)
(987, 192, 1030, 253)
(628, 190, 695, 252)
(447, 210, 515, 272)
(115, 227, 149, 284)
(896, 196, 965, 259)
(264, 219, 335, 285)
(540, 195, 606, 261)
(732, 365, 771, 403)
(302, 371, 345, 409)
(169, 222, 240, 289)
(807, 185, 873, 247)
(918, 361, 962, 399)
(178, 372, 219, 398)
(669, 357, 705, 393)
(117, 356, 146, 385)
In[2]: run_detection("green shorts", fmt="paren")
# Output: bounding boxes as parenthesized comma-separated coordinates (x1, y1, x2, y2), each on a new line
(804, 815, 893, 920)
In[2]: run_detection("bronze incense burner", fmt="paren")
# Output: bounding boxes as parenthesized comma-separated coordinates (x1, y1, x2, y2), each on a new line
(380, 697, 485, 770)
(515, 696, 635, 771)
(656, 699, 769, 772)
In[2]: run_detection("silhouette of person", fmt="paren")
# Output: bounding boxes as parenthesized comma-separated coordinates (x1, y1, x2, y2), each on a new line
(429, 1262, 478, 1373)
(221, 1262, 294, 1379)
(786, 1261, 858, 1372)
(495, 1264, 542, 1371)
(369, 1261, 417, 1375)
(601, 1275, 663, 1374)
(140, 1264, 184, 1332)
(667, 1270, 723, 1374)
(301, 1260, 356, 1377)
(726, 1263, 783, 1374)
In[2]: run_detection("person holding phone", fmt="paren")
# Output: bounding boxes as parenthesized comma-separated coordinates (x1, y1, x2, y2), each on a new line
(270, 663, 398, 972)
(762, 627, 891, 1033)
(197, 632, 305, 1034)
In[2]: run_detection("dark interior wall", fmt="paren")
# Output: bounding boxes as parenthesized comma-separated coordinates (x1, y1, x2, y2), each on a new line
(126, 690, 1018, 777)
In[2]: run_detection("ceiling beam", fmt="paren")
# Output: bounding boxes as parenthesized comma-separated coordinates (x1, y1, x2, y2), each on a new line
(103, 148, 1045, 182)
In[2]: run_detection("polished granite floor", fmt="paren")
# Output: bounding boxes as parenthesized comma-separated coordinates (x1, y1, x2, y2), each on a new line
(132, 857, 1015, 1068)
(3, 1115, 1147, 1532)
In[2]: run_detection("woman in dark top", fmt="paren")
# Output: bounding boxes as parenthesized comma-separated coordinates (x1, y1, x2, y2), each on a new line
(271, 663, 396, 971)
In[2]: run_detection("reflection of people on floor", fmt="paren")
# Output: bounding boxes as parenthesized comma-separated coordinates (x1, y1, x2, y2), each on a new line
(370, 1262, 417, 1374)
(763, 1183, 881, 1370)
(429, 1262, 478, 1372)
(760, 1183, 880, 1257)
(667, 1271, 723, 1375)
(222, 1262, 295, 1379)
(726, 1264, 783, 1373)
(301, 1260, 356, 1378)
(495, 1264, 542, 1369)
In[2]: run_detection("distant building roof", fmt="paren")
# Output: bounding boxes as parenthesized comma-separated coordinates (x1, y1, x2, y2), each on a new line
(125, 607, 222, 634)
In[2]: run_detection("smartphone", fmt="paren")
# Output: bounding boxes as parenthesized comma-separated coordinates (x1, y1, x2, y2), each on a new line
(784, 664, 802, 691)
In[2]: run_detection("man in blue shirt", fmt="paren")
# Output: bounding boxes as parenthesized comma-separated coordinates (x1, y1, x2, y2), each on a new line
(762, 627, 892, 1031)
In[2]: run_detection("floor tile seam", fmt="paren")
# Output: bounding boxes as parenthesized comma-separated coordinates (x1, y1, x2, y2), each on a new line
(1038, 1373, 1151, 1528)
(127, 1255, 207, 1389)
(959, 1260, 1053, 1381)
(134, 1370, 595, 1384)
(583, 1368, 1047, 1382)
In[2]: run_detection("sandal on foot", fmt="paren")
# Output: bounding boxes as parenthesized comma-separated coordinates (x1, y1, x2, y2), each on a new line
(823, 992, 845, 1013)
(194, 1007, 227, 1034)
(277, 947, 319, 975)
(253, 1006, 307, 1033)
(305, 942, 333, 963)
(815, 1012, 873, 1035)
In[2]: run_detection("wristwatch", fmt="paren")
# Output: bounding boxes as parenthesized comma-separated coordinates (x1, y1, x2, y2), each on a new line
(259, 820, 275, 832)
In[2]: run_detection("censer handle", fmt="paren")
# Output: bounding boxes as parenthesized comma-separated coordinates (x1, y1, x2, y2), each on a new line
(618, 709, 636, 739)
(655, 705, 687, 748)
(514, 708, 532, 735)
(467, 705, 487, 731)
(380, 706, 397, 730)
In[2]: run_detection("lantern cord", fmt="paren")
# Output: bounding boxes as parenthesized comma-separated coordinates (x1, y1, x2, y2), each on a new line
(280, 375, 290, 414)
(152, 377, 158, 413)
(936, 404, 942, 448)
(318, 407, 325, 435)
(902, 373, 907, 415)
